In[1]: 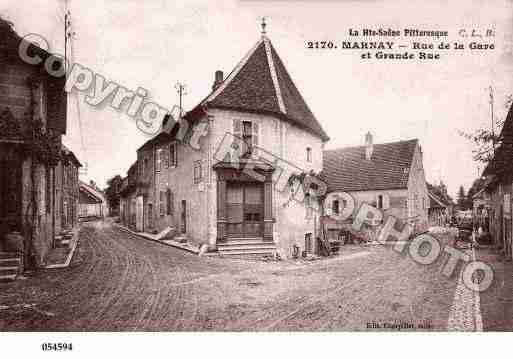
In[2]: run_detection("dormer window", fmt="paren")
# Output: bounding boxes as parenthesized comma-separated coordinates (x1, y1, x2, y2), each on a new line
(233, 119, 259, 158)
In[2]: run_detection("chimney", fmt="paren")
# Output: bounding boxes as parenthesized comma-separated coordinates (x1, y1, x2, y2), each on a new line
(364, 132, 373, 160)
(212, 70, 223, 91)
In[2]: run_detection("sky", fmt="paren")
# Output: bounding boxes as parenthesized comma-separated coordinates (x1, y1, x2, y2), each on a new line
(1, 0, 512, 197)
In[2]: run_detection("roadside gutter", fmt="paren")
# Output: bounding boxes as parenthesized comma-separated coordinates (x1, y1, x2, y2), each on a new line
(114, 223, 200, 255)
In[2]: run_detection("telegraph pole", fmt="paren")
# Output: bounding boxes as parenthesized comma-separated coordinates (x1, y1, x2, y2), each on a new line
(175, 82, 187, 117)
(64, 1, 87, 175)
(490, 85, 495, 156)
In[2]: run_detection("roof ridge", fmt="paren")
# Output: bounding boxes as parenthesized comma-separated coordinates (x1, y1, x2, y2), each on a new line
(263, 37, 286, 113)
(325, 138, 418, 152)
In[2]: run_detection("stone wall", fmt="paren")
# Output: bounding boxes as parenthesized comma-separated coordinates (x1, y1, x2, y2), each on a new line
(136, 107, 326, 255)
(1, 58, 78, 267)
(152, 122, 211, 246)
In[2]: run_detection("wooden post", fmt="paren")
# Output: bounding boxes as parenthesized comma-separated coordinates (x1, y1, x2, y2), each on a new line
(263, 175, 273, 242)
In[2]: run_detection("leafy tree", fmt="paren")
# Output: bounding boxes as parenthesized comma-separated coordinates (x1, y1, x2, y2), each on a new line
(105, 175, 123, 213)
(457, 185, 466, 209)
(459, 90, 512, 164)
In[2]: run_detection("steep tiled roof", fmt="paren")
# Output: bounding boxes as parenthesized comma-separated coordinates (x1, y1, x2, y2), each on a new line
(483, 102, 513, 178)
(201, 35, 329, 141)
(79, 181, 104, 203)
(321, 139, 418, 192)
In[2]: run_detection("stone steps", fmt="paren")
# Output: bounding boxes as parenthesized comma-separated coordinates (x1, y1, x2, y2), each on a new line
(54, 230, 73, 248)
(0, 252, 21, 282)
(217, 239, 276, 256)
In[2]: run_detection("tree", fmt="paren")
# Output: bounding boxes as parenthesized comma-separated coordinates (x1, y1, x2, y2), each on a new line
(105, 175, 123, 214)
(459, 89, 512, 164)
(457, 185, 467, 209)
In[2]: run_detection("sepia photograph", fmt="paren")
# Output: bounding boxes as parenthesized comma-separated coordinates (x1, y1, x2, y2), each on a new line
(0, 0, 512, 356)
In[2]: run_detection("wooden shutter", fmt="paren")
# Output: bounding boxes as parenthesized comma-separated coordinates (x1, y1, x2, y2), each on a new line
(170, 190, 174, 214)
(160, 191, 165, 215)
(252, 121, 259, 155)
(156, 149, 162, 172)
(233, 119, 242, 160)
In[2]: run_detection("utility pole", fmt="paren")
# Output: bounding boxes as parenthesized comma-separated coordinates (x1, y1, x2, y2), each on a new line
(489, 85, 495, 156)
(64, 1, 87, 175)
(175, 82, 187, 117)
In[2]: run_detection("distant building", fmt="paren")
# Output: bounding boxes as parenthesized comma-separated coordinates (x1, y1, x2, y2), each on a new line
(428, 191, 449, 226)
(119, 161, 139, 231)
(79, 181, 107, 220)
(321, 134, 429, 235)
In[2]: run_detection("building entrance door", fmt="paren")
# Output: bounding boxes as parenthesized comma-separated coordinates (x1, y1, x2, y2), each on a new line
(226, 182, 263, 238)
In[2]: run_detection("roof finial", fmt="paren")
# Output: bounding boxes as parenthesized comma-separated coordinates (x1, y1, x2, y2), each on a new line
(261, 17, 267, 36)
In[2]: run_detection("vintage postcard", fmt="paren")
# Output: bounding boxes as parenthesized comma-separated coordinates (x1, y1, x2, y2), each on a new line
(0, 0, 512, 356)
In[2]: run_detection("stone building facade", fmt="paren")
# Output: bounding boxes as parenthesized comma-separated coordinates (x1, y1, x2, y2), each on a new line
(483, 102, 513, 261)
(120, 32, 329, 257)
(321, 135, 429, 238)
(0, 19, 80, 267)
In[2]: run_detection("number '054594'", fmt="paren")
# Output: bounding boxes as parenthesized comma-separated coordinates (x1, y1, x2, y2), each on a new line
(41, 343, 73, 351)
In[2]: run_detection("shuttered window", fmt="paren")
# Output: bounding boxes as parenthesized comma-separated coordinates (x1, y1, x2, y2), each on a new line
(232, 119, 242, 161)
(252, 121, 259, 155)
(162, 146, 170, 169)
(169, 143, 177, 167)
(156, 148, 162, 172)
(160, 191, 165, 216)
(193, 160, 202, 184)
(166, 189, 173, 215)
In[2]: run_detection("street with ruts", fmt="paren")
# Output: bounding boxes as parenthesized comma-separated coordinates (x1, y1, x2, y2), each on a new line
(0, 220, 505, 331)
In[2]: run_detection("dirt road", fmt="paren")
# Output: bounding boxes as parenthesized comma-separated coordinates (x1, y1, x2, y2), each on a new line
(1, 221, 459, 331)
